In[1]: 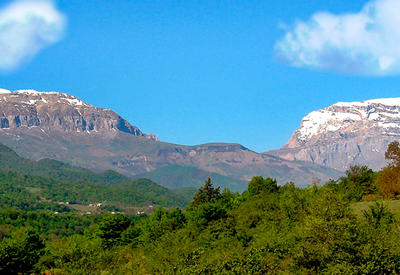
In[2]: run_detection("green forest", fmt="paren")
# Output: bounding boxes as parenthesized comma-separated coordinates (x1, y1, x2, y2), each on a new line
(3, 142, 400, 273)
(0, 144, 195, 212)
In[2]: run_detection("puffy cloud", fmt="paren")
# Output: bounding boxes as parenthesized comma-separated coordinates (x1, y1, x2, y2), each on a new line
(275, 0, 400, 76)
(0, 0, 66, 72)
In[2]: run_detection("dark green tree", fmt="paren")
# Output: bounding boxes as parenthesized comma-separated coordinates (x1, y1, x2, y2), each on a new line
(363, 201, 394, 229)
(336, 165, 377, 201)
(0, 227, 44, 274)
(135, 208, 187, 245)
(96, 214, 130, 248)
(190, 177, 221, 208)
(248, 176, 278, 196)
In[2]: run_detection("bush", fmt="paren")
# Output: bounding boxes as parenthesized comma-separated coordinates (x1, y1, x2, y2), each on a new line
(248, 176, 278, 196)
(0, 227, 44, 274)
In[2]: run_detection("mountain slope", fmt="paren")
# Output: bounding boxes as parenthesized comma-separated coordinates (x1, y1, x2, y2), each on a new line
(0, 89, 342, 185)
(0, 144, 192, 208)
(269, 98, 400, 171)
(134, 165, 248, 191)
(0, 143, 128, 185)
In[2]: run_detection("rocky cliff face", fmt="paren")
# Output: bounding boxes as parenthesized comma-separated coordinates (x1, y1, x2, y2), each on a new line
(0, 89, 341, 187)
(0, 89, 152, 138)
(269, 98, 400, 171)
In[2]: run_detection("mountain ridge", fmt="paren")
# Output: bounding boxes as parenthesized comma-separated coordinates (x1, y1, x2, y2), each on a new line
(0, 89, 157, 140)
(269, 97, 400, 171)
(0, 89, 342, 187)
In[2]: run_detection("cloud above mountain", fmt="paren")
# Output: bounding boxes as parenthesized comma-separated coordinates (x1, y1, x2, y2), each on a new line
(0, 0, 66, 72)
(275, 0, 400, 76)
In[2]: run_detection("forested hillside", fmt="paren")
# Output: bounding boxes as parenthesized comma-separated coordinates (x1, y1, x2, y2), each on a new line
(0, 143, 130, 185)
(0, 144, 193, 211)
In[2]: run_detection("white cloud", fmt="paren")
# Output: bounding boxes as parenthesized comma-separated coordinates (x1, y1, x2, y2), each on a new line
(275, 0, 400, 76)
(0, 0, 66, 72)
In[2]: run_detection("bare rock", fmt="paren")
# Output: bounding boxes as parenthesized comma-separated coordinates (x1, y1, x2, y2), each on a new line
(0, 89, 146, 137)
(269, 98, 400, 171)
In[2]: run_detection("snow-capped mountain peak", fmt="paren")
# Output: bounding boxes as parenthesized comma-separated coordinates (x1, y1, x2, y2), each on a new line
(297, 98, 400, 142)
(269, 97, 400, 171)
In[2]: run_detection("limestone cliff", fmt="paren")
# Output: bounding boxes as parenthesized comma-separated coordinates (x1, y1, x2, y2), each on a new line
(269, 98, 400, 170)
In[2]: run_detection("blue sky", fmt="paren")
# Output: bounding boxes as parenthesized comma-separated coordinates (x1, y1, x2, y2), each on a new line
(1, 0, 400, 152)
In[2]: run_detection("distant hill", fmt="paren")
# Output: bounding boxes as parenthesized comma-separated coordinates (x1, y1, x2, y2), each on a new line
(0, 89, 342, 187)
(0, 143, 127, 186)
(0, 144, 192, 211)
(134, 165, 248, 191)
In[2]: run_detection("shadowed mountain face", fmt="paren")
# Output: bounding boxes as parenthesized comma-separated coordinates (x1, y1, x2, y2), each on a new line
(269, 98, 400, 171)
(0, 89, 342, 187)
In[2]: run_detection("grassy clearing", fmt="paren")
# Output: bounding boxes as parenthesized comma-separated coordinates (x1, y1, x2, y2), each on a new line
(68, 204, 101, 213)
(351, 200, 400, 217)
(25, 187, 41, 194)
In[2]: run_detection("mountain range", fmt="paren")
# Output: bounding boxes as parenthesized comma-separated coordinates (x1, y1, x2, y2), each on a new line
(0, 89, 342, 188)
(269, 98, 400, 171)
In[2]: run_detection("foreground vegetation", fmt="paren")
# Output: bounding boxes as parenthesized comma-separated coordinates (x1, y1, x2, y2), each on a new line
(0, 173, 399, 273)
(3, 142, 400, 273)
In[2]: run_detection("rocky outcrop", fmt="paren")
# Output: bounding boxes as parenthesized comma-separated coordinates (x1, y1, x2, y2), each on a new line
(0, 89, 150, 138)
(268, 98, 400, 171)
(0, 88, 342, 187)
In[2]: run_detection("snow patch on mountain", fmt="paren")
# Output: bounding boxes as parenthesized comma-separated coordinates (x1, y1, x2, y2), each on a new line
(0, 89, 11, 94)
(10, 89, 89, 107)
(14, 90, 59, 96)
(298, 98, 400, 141)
